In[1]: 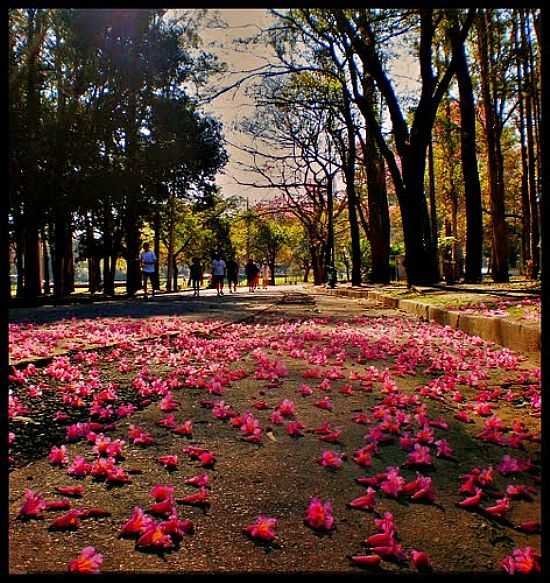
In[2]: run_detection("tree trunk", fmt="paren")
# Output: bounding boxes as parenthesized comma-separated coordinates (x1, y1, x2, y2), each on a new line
(125, 77, 142, 296)
(310, 241, 324, 285)
(15, 214, 25, 298)
(477, 10, 508, 282)
(452, 21, 483, 283)
(363, 124, 390, 281)
(23, 207, 41, 300)
(41, 227, 50, 295)
(324, 173, 335, 273)
(427, 137, 439, 266)
(514, 14, 532, 274)
(103, 204, 115, 296)
(342, 97, 362, 286)
(153, 207, 161, 290)
(172, 256, 178, 291)
(399, 144, 439, 285)
(520, 10, 540, 278)
(166, 194, 175, 292)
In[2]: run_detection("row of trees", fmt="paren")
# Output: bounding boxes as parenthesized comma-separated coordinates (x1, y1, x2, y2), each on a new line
(9, 8, 228, 301)
(234, 8, 541, 285)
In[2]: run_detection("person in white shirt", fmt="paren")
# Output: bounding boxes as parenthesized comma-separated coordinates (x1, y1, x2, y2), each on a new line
(140, 242, 157, 300)
(211, 254, 226, 296)
(261, 262, 271, 289)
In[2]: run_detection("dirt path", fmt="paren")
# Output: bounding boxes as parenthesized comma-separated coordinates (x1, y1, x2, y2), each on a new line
(9, 291, 541, 574)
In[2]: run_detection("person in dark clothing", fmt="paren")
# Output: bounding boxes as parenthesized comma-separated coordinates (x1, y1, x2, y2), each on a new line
(188, 257, 203, 297)
(226, 258, 240, 293)
(245, 259, 260, 292)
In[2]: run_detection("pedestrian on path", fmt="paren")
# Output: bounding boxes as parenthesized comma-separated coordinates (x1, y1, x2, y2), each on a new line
(226, 257, 240, 293)
(245, 258, 260, 292)
(261, 262, 271, 289)
(188, 257, 203, 297)
(140, 242, 156, 300)
(211, 254, 226, 296)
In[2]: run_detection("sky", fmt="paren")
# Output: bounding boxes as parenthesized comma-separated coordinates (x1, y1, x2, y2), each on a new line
(173, 9, 420, 205)
(194, 9, 278, 204)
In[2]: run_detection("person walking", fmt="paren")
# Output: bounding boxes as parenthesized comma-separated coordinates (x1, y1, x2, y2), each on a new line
(140, 242, 157, 300)
(261, 261, 271, 289)
(211, 254, 226, 296)
(188, 257, 203, 297)
(226, 257, 240, 293)
(245, 258, 259, 292)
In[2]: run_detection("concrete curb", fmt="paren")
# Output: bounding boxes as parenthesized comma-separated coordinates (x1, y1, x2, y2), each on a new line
(318, 287, 540, 354)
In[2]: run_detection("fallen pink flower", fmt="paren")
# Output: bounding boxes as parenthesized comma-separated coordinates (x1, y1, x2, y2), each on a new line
(435, 439, 455, 459)
(352, 413, 370, 425)
(68, 546, 103, 574)
(410, 475, 436, 503)
(56, 485, 84, 497)
(319, 429, 343, 443)
(78, 507, 111, 518)
(277, 399, 296, 418)
(454, 411, 474, 423)
(352, 447, 373, 468)
(18, 489, 46, 519)
(380, 467, 405, 498)
(314, 397, 334, 411)
(304, 497, 335, 531)
(501, 546, 540, 575)
(48, 445, 69, 466)
(458, 488, 484, 508)
(120, 507, 155, 537)
(158, 455, 178, 470)
(149, 497, 175, 516)
(404, 444, 433, 467)
(184, 474, 209, 488)
(506, 484, 536, 500)
(49, 510, 81, 530)
(67, 455, 92, 477)
(136, 524, 174, 550)
(158, 415, 177, 429)
(198, 451, 216, 467)
(270, 410, 284, 425)
(370, 542, 407, 562)
(497, 455, 533, 475)
(374, 511, 395, 535)
(287, 420, 305, 437)
(483, 496, 511, 518)
(182, 446, 205, 459)
(159, 513, 194, 541)
(339, 384, 354, 395)
(173, 421, 193, 436)
(516, 521, 540, 534)
(348, 488, 376, 510)
(318, 450, 345, 470)
(90, 457, 116, 479)
(410, 549, 432, 570)
(105, 467, 131, 485)
(366, 532, 393, 547)
(45, 499, 72, 511)
(150, 484, 175, 501)
(176, 487, 209, 507)
(244, 515, 278, 542)
(350, 554, 381, 567)
(128, 424, 155, 446)
(298, 384, 314, 397)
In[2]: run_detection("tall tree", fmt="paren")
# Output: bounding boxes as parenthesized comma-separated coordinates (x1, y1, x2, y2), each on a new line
(449, 14, 483, 282)
(476, 9, 508, 282)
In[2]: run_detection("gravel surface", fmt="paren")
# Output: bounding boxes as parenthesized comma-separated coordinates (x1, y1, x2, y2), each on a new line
(9, 288, 541, 574)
